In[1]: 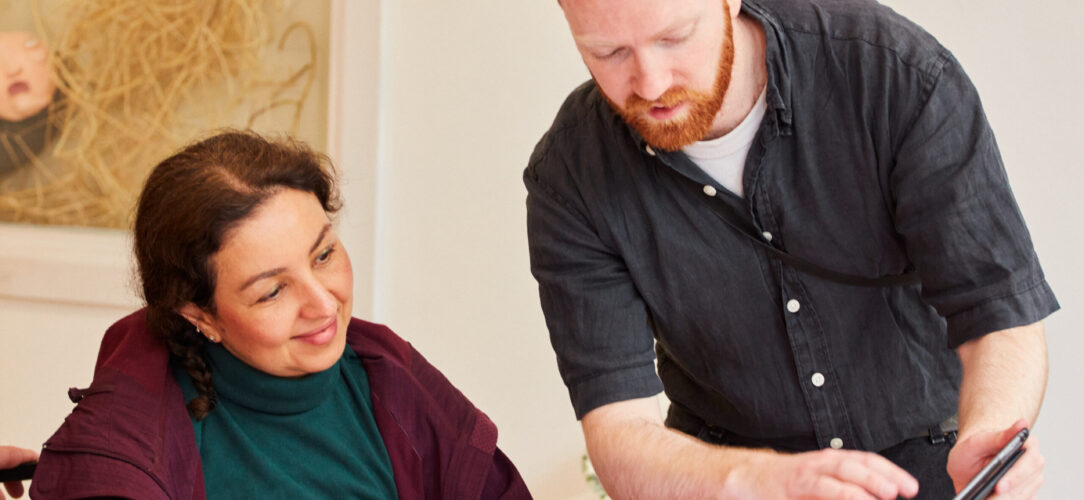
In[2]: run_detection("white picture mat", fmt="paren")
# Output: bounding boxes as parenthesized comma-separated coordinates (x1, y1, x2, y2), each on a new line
(0, 224, 138, 308)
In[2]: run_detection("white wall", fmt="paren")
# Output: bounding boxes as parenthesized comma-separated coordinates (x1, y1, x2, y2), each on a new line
(877, 0, 1084, 495)
(0, 225, 140, 454)
(372, 1, 593, 498)
(2, 1, 1081, 499)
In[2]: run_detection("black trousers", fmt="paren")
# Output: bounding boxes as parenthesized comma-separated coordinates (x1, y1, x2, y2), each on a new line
(879, 434, 957, 500)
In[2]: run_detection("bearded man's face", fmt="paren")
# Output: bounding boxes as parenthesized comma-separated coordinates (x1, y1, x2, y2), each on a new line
(564, 0, 735, 151)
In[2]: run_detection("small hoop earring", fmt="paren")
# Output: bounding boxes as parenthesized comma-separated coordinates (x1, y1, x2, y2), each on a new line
(194, 324, 215, 343)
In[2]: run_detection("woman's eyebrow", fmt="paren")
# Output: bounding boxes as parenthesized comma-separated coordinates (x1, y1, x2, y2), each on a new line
(239, 267, 286, 292)
(309, 224, 332, 254)
(237, 224, 333, 292)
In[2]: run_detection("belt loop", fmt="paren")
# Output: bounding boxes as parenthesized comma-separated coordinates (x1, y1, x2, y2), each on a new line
(927, 415, 959, 444)
(697, 425, 727, 444)
(928, 423, 946, 445)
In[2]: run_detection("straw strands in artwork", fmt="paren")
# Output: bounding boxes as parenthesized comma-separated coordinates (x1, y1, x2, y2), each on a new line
(0, 0, 315, 228)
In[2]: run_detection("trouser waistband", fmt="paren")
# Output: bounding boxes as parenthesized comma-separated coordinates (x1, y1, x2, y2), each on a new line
(665, 404, 817, 452)
(666, 404, 958, 451)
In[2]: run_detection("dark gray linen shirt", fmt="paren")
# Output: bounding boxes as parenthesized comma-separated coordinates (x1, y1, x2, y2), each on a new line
(524, 0, 1058, 453)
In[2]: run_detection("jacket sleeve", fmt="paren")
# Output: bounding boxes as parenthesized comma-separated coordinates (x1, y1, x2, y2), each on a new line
(357, 320, 532, 499)
(480, 448, 533, 499)
(30, 451, 167, 499)
(403, 345, 532, 499)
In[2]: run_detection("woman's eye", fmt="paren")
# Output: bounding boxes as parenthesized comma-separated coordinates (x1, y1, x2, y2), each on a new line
(315, 245, 335, 264)
(258, 284, 285, 303)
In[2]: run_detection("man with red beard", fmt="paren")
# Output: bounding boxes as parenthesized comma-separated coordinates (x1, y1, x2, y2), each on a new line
(524, 0, 1056, 498)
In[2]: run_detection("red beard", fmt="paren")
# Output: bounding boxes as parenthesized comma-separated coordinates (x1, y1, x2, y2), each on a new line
(603, 3, 735, 152)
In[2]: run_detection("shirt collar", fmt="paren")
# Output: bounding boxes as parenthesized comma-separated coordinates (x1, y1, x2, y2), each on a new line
(743, 0, 793, 136)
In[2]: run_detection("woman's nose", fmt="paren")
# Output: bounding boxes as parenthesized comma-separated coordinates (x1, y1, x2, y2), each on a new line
(301, 279, 337, 317)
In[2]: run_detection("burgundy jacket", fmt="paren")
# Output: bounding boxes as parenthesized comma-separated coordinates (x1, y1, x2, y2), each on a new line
(30, 310, 531, 499)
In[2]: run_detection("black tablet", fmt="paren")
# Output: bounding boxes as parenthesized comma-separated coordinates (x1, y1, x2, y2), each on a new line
(951, 428, 1028, 500)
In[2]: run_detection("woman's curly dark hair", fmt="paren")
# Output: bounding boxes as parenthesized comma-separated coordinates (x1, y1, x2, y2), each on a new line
(133, 129, 340, 420)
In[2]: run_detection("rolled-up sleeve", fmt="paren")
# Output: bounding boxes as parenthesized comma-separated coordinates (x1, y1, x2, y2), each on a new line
(524, 142, 663, 419)
(890, 49, 1059, 348)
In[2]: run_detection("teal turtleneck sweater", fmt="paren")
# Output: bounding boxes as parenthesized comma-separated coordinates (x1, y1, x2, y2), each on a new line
(174, 343, 398, 499)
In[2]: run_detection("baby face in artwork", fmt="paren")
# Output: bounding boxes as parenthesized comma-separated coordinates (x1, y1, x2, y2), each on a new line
(0, 31, 56, 122)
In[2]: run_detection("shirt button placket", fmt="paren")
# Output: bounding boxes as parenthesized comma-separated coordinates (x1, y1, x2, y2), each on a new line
(784, 293, 840, 449)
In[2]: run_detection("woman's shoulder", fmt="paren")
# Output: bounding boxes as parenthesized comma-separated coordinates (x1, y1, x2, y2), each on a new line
(94, 309, 171, 373)
(32, 309, 200, 498)
(346, 316, 413, 365)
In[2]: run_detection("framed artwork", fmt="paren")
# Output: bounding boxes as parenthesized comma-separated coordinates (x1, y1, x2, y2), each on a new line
(0, 0, 332, 228)
(0, 0, 350, 308)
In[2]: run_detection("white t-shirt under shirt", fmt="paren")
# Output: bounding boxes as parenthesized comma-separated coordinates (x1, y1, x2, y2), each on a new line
(681, 88, 768, 198)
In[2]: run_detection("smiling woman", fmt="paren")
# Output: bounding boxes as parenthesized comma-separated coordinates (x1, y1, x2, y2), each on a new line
(178, 188, 355, 380)
(28, 130, 531, 499)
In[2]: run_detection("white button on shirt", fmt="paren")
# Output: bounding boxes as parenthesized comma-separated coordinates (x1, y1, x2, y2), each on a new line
(703, 185, 718, 197)
(762, 231, 773, 241)
(645, 145, 656, 156)
(786, 299, 800, 313)
(811, 372, 825, 387)
(830, 438, 844, 449)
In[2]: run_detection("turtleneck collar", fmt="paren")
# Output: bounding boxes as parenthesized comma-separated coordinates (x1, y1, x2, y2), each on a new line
(206, 343, 345, 415)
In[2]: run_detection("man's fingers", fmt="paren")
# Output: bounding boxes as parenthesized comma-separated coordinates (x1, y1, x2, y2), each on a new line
(830, 460, 899, 499)
(967, 430, 1010, 457)
(1002, 419, 1029, 441)
(1013, 469, 1044, 500)
(969, 419, 1029, 459)
(988, 470, 1042, 500)
(858, 451, 920, 497)
(807, 474, 880, 500)
(993, 438, 1043, 498)
(996, 444, 1042, 492)
(828, 451, 918, 499)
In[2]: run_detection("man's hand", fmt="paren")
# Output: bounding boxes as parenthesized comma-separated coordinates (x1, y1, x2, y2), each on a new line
(0, 446, 38, 499)
(947, 419, 1044, 499)
(953, 321, 1048, 500)
(721, 448, 919, 500)
(583, 397, 919, 499)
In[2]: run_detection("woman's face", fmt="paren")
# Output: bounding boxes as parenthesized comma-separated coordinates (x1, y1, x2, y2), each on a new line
(183, 188, 354, 378)
(0, 31, 56, 122)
